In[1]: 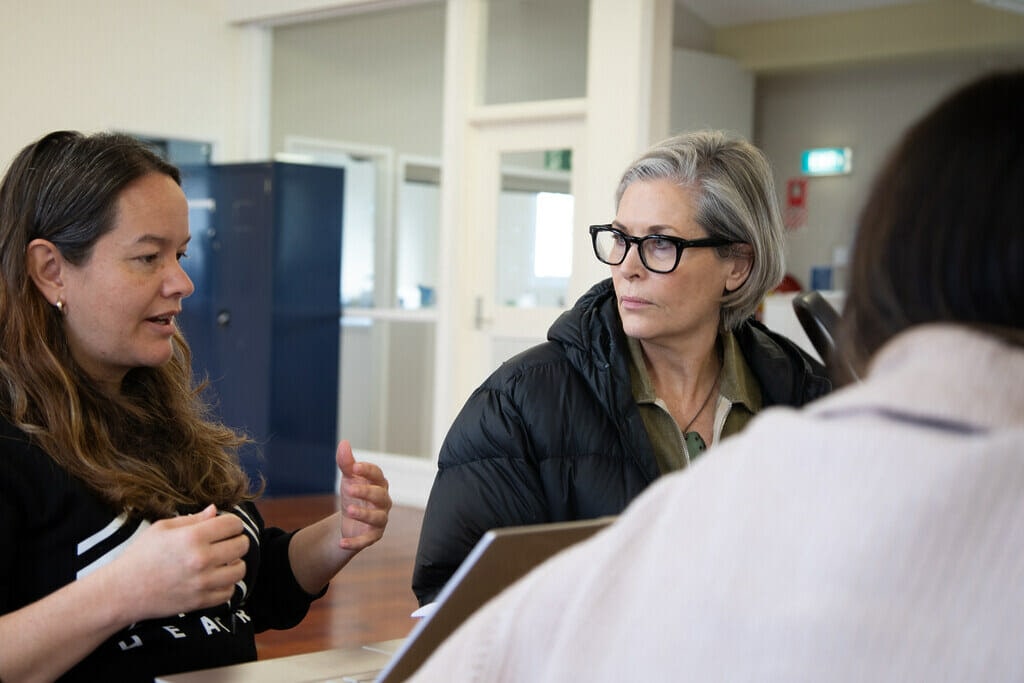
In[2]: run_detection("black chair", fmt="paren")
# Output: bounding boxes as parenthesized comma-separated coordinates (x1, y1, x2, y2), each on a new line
(792, 290, 859, 382)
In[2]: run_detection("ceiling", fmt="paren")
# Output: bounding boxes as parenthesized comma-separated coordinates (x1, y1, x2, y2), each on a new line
(677, 0, 918, 27)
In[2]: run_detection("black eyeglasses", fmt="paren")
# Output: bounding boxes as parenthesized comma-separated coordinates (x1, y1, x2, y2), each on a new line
(589, 224, 734, 274)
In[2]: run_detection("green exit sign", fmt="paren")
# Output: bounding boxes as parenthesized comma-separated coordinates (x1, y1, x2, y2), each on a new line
(801, 147, 852, 176)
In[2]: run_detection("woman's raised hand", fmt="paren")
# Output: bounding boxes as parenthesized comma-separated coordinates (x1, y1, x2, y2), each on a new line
(336, 440, 392, 552)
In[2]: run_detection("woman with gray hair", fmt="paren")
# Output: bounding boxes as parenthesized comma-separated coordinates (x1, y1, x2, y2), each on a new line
(413, 130, 829, 606)
(410, 70, 1024, 683)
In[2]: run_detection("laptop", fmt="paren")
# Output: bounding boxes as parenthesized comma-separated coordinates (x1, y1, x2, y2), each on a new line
(155, 516, 615, 683)
(376, 515, 615, 682)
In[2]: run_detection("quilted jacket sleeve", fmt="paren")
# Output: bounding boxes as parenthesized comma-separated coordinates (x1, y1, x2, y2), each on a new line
(412, 379, 550, 606)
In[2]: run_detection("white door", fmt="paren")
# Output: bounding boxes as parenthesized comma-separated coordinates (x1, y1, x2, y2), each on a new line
(459, 108, 586, 392)
(432, 0, 676, 467)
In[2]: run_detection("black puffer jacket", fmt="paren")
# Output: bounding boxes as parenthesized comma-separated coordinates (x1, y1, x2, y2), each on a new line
(412, 279, 830, 605)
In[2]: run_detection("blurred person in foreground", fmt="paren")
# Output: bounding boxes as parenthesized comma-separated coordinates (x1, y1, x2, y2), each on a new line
(0, 131, 392, 682)
(409, 69, 1024, 681)
(413, 130, 830, 606)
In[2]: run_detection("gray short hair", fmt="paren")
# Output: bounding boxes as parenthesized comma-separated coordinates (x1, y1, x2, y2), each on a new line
(615, 130, 785, 331)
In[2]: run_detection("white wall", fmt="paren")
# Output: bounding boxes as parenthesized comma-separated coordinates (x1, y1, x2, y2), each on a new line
(0, 0, 269, 169)
(670, 48, 753, 139)
(269, 0, 591, 157)
(270, 3, 447, 157)
(482, 0, 588, 105)
(755, 52, 1024, 288)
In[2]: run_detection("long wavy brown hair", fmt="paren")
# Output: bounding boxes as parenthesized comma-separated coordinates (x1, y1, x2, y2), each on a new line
(0, 131, 257, 518)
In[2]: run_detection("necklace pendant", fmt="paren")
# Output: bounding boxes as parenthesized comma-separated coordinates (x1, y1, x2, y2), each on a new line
(684, 431, 707, 458)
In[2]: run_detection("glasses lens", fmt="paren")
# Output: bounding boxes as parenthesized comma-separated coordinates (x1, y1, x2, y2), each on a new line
(593, 229, 626, 264)
(639, 236, 680, 273)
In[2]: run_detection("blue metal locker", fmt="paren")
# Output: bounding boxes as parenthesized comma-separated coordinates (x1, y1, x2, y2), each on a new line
(179, 162, 345, 496)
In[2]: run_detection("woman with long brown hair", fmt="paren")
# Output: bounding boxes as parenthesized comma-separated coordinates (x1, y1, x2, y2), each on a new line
(0, 131, 392, 682)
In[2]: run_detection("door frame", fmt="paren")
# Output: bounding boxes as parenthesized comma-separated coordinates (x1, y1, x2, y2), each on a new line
(433, 0, 675, 465)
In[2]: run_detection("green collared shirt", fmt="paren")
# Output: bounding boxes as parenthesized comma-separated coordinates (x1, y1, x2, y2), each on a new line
(628, 332, 763, 474)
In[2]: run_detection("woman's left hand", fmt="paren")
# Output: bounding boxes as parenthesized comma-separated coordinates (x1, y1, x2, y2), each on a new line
(336, 440, 392, 551)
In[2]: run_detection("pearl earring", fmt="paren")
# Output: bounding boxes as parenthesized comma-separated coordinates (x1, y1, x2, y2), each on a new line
(55, 298, 65, 315)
